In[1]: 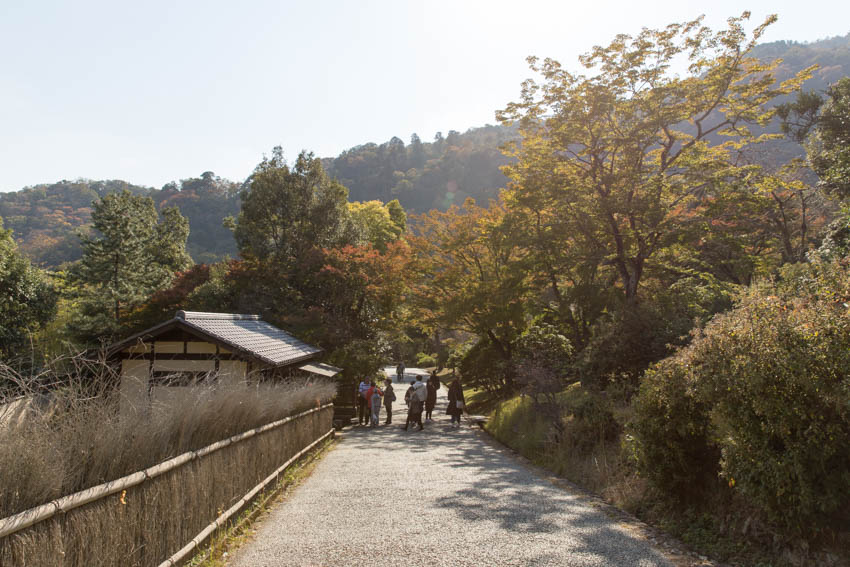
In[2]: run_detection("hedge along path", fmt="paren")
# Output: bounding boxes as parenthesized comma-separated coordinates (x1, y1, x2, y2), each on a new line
(229, 392, 675, 567)
(0, 403, 333, 567)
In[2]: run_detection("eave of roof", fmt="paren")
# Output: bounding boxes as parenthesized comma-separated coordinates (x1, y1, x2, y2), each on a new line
(298, 362, 342, 378)
(108, 312, 321, 368)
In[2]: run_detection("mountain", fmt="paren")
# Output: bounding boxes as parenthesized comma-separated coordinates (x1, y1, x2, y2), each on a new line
(2, 33, 849, 268)
(0, 174, 240, 267)
(322, 124, 516, 213)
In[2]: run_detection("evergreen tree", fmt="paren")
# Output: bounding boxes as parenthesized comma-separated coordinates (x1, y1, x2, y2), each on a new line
(234, 149, 354, 268)
(70, 191, 191, 343)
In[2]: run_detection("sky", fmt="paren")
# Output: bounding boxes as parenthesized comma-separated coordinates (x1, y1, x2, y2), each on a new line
(1, 0, 849, 192)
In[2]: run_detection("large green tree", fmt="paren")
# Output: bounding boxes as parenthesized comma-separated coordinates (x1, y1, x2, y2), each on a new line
(779, 77, 850, 200)
(0, 218, 57, 361)
(234, 149, 354, 269)
(348, 199, 406, 251)
(498, 13, 813, 304)
(70, 191, 191, 343)
(229, 149, 410, 378)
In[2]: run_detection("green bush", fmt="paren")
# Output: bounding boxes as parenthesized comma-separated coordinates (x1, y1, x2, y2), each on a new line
(577, 275, 734, 391)
(486, 395, 550, 459)
(560, 385, 620, 453)
(631, 260, 850, 533)
(415, 351, 437, 367)
(629, 361, 721, 500)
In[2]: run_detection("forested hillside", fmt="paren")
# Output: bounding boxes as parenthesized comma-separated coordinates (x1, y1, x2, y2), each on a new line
(321, 124, 516, 212)
(0, 173, 239, 267)
(2, 33, 849, 269)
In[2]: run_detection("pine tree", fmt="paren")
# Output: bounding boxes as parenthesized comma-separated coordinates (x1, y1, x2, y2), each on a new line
(70, 191, 191, 343)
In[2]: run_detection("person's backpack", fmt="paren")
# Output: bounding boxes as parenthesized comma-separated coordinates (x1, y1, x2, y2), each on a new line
(414, 383, 427, 402)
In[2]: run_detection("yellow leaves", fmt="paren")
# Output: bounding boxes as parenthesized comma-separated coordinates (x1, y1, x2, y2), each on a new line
(119, 490, 126, 506)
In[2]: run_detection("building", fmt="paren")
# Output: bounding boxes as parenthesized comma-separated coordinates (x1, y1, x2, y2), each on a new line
(108, 310, 340, 412)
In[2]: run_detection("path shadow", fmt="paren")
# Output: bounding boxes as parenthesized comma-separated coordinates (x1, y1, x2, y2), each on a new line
(337, 394, 671, 566)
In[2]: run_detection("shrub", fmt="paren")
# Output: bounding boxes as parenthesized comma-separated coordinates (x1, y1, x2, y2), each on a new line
(415, 352, 437, 367)
(705, 277, 850, 533)
(630, 260, 850, 533)
(486, 395, 550, 459)
(458, 339, 512, 393)
(576, 275, 733, 392)
(560, 385, 620, 453)
(629, 361, 721, 500)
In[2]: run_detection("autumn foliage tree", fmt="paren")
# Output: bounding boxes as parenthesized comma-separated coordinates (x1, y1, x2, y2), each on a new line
(498, 13, 814, 305)
(409, 198, 529, 391)
(228, 149, 411, 377)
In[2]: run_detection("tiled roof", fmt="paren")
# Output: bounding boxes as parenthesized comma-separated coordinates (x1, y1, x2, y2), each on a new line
(176, 311, 321, 366)
(298, 362, 342, 378)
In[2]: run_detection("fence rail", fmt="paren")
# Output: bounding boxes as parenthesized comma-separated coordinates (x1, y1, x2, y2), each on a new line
(0, 402, 334, 567)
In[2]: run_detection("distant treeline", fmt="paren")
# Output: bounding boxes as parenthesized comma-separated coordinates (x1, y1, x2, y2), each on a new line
(2, 33, 849, 268)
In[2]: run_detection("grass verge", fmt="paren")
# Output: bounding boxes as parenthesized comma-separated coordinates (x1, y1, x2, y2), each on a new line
(482, 386, 848, 567)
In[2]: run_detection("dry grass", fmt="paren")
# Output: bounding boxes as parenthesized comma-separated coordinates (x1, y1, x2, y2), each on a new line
(187, 436, 337, 567)
(0, 351, 336, 567)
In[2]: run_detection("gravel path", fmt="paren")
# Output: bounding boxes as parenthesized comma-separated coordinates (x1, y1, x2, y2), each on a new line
(229, 388, 672, 567)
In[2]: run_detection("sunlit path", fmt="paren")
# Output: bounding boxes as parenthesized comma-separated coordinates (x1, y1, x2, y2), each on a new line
(228, 387, 670, 567)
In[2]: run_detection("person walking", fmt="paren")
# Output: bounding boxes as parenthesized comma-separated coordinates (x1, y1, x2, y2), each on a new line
(358, 378, 370, 425)
(396, 361, 406, 382)
(425, 377, 437, 422)
(446, 379, 465, 427)
(383, 379, 396, 424)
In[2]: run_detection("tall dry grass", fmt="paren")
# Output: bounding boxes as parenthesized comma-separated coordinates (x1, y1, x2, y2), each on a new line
(0, 352, 336, 519)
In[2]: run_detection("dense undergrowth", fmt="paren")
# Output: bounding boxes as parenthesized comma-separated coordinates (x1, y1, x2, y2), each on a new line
(482, 260, 850, 567)
(0, 355, 336, 519)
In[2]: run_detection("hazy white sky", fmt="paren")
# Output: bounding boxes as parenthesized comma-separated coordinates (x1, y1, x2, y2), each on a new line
(1, 0, 848, 192)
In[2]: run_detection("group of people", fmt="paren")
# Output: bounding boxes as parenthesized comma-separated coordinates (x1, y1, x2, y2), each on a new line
(356, 365, 466, 430)
(357, 378, 395, 426)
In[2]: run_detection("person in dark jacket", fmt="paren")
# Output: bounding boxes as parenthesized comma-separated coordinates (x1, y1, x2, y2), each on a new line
(446, 379, 465, 427)
(424, 379, 437, 422)
(428, 370, 441, 391)
(383, 379, 396, 424)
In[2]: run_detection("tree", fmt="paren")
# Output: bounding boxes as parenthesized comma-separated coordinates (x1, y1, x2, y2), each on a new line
(409, 199, 529, 391)
(234, 149, 353, 269)
(498, 13, 813, 303)
(0, 218, 57, 361)
(780, 77, 850, 200)
(226, 149, 411, 380)
(348, 199, 406, 251)
(70, 191, 191, 342)
(808, 79, 850, 199)
(155, 171, 241, 263)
